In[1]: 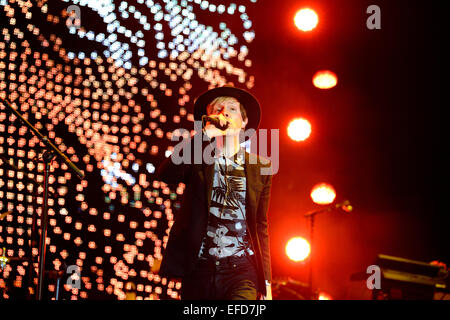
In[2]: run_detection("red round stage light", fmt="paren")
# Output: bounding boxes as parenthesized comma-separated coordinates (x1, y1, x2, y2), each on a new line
(294, 8, 319, 32)
(313, 70, 338, 89)
(287, 118, 311, 142)
(285, 237, 311, 262)
(310, 183, 336, 205)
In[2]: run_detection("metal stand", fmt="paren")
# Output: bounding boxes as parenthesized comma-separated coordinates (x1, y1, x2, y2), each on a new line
(37, 151, 55, 299)
(0, 154, 51, 298)
(307, 214, 317, 300)
(1, 98, 84, 300)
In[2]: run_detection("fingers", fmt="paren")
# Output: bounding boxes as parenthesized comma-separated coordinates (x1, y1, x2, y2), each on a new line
(210, 114, 230, 127)
(215, 114, 228, 127)
(205, 114, 234, 134)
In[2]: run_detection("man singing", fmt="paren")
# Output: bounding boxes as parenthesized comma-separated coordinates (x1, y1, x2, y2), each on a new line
(157, 86, 273, 300)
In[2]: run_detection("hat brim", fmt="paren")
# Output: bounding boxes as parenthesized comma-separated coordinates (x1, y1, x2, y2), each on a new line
(193, 87, 261, 139)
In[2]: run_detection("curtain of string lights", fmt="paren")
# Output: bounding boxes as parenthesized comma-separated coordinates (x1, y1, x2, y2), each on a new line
(0, 0, 256, 300)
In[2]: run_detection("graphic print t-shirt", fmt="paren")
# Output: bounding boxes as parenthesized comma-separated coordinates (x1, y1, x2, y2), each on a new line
(198, 149, 254, 259)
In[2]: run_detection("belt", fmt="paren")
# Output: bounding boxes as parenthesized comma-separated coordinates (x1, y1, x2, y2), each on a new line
(198, 254, 254, 267)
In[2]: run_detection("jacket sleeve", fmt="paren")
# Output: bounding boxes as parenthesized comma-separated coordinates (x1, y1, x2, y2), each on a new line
(256, 162, 273, 282)
(156, 131, 210, 184)
(156, 149, 190, 185)
(156, 143, 190, 185)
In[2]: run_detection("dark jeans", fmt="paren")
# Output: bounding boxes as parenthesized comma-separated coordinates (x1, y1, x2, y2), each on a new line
(181, 255, 259, 300)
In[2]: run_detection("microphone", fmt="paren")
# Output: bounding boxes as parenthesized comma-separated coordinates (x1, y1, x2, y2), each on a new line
(202, 115, 229, 131)
(338, 200, 353, 213)
(304, 200, 353, 217)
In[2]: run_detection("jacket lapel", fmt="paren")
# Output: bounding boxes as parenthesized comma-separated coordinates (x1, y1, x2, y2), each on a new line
(245, 152, 258, 225)
(203, 162, 215, 212)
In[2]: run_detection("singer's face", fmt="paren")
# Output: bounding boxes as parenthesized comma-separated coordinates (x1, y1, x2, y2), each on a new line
(207, 97, 248, 135)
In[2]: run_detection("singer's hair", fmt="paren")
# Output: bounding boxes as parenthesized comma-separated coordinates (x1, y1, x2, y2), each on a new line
(207, 96, 248, 121)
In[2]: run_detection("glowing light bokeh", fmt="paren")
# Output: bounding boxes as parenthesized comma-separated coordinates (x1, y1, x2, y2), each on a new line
(287, 118, 311, 142)
(313, 70, 338, 89)
(318, 291, 333, 300)
(0, 0, 257, 300)
(310, 183, 336, 205)
(285, 237, 311, 262)
(294, 8, 319, 32)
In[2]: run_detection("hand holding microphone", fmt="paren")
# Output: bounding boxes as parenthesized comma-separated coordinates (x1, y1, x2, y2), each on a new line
(203, 115, 229, 130)
(202, 114, 231, 138)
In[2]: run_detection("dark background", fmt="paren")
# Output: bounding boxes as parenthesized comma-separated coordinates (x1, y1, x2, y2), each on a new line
(246, 0, 449, 298)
